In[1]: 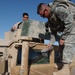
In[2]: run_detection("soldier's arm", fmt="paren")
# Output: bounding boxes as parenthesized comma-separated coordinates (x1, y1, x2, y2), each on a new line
(10, 22, 21, 32)
(45, 21, 57, 45)
(55, 5, 74, 40)
(45, 21, 50, 34)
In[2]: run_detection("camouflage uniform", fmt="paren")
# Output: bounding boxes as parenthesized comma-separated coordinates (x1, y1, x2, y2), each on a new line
(47, 3, 75, 63)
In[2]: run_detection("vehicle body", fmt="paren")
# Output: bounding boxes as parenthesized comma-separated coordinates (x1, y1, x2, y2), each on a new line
(0, 19, 74, 75)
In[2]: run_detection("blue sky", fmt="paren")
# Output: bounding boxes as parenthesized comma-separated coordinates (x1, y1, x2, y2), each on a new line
(0, 0, 75, 39)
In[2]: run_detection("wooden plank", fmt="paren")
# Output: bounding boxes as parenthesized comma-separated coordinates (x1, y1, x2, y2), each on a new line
(29, 43, 47, 50)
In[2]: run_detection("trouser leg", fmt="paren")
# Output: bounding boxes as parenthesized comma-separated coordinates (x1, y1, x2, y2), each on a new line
(62, 43, 75, 64)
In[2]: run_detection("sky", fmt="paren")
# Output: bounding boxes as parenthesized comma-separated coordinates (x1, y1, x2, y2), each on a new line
(0, 0, 75, 39)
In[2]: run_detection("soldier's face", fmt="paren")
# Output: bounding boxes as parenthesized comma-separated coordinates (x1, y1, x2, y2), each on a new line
(39, 7, 50, 18)
(23, 15, 28, 21)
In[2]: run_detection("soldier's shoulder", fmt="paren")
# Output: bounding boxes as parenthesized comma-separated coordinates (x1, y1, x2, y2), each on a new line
(54, 4, 69, 14)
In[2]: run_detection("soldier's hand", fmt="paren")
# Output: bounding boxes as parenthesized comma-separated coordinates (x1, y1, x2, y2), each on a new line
(10, 28, 14, 32)
(60, 39, 65, 45)
(47, 44, 52, 50)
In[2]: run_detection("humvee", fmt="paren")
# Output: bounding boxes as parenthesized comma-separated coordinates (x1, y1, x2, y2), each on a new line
(0, 19, 75, 75)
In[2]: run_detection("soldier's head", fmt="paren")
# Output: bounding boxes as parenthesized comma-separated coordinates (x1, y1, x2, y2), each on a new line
(22, 13, 29, 21)
(37, 3, 51, 18)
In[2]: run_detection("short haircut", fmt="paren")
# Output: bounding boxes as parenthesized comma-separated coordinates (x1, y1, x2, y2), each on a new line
(22, 13, 29, 17)
(37, 3, 46, 14)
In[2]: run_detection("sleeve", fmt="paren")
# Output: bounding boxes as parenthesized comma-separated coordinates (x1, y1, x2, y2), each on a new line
(45, 21, 49, 33)
(49, 34, 56, 45)
(10, 22, 21, 31)
(54, 5, 74, 40)
(45, 21, 56, 45)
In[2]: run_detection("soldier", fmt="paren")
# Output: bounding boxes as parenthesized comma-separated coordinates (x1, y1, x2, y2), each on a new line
(10, 12, 29, 31)
(37, 2, 75, 75)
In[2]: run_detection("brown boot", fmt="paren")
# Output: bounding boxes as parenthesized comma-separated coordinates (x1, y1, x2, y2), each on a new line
(53, 64, 70, 75)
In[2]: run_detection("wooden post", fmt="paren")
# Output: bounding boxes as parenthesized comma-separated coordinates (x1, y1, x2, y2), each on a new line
(48, 50, 55, 75)
(20, 41, 29, 75)
(50, 50, 54, 64)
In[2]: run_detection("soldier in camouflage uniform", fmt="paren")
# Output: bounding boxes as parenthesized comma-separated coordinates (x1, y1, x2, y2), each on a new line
(37, 2, 75, 75)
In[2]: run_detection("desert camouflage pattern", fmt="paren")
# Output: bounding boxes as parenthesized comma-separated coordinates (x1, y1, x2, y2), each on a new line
(21, 19, 46, 39)
(48, 1, 75, 64)
(63, 26, 75, 63)
(54, 0, 70, 2)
